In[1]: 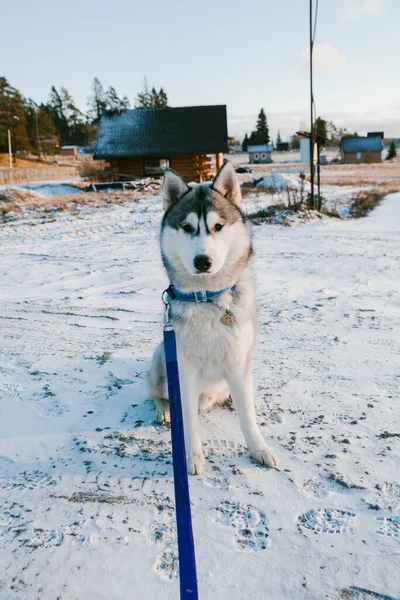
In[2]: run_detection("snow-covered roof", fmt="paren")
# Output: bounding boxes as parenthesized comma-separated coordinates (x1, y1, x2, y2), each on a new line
(94, 106, 228, 159)
(341, 136, 383, 153)
(247, 144, 273, 153)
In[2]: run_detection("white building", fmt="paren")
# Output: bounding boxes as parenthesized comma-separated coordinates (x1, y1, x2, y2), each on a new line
(300, 138, 310, 164)
(248, 144, 273, 164)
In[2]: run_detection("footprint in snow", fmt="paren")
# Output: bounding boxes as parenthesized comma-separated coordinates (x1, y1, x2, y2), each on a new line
(376, 516, 400, 538)
(203, 439, 246, 458)
(298, 508, 356, 534)
(149, 521, 178, 580)
(214, 501, 269, 551)
(22, 527, 64, 549)
(0, 470, 56, 491)
(298, 477, 331, 499)
(368, 482, 400, 512)
(0, 382, 25, 399)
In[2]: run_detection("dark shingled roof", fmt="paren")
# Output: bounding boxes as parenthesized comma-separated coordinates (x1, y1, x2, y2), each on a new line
(341, 136, 383, 153)
(94, 105, 228, 159)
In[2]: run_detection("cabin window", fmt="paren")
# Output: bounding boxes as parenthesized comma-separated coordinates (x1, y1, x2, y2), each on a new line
(144, 158, 170, 175)
(261, 153, 266, 159)
(254, 153, 259, 160)
(356, 152, 362, 160)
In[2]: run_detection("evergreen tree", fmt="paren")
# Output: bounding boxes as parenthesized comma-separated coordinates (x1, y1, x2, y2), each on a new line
(157, 87, 169, 108)
(242, 132, 249, 152)
(135, 77, 152, 109)
(256, 108, 270, 143)
(104, 86, 121, 113)
(315, 116, 328, 144)
(48, 86, 69, 144)
(386, 139, 397, 160)
(247, 108, 270, 146)
(135, 78, 169, 109)
(290, 134, 301, 150)
(47, 86, 87, 145)
(120, 95, 130, 110)
(276, 130, 282, 145)
(87, 77, 106, 124)
(0, 77, 31, 155)
(26, 99, 57, 155)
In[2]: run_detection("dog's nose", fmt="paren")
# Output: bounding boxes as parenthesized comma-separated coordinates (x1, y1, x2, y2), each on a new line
(194, 254, 212, 273)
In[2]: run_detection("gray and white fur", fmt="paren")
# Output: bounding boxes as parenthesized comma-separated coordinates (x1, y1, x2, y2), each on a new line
(148, 161, 278, 475)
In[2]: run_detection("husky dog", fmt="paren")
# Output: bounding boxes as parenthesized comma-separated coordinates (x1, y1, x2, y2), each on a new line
(148, 161, 278, 475)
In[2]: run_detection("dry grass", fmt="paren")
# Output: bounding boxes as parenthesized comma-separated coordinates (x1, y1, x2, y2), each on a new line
(0, 185, 161, 223)
(348, 189, 388, 218)
(0, 153, 64, 169)
(79, 160, 113, 183)
(241, 182, 280, 197)
(307, 161, 400, 191)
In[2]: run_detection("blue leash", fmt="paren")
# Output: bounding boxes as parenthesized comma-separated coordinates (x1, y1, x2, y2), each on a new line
(163, 297, 199, 599)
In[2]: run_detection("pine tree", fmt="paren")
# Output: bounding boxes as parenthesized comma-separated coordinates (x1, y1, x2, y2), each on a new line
(26, 99, 58, 155)
(48, 86, 69, 144)
(276, 130, 282, 145)
(157, 87, 169, 108)
(135, 79, 169, 109)
(242, 133, 249, 152)
(135, 77, 152, 109)
(256, 108, 270, 144)
(247, 108, 270, 146)
(0, 77, 31, 155)
(104, 86, 121, 113)
(386, 139, 397, 160)
(87, 77, 106, 124)
(120, 95, 130, 110)
(315, 117, 328, 144)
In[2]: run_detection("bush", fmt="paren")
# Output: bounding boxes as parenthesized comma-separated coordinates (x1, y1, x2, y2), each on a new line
(348, 190, 386, 218)
(79, 160, 113, 183)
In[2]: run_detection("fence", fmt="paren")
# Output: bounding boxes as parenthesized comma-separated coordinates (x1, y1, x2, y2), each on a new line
(0, 167, 80, 185)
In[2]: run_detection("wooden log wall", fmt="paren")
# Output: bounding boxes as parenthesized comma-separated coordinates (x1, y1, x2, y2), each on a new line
(170, 154, 212, 182)
(111, 157, 144, 179)
(110, 154, 215, 182)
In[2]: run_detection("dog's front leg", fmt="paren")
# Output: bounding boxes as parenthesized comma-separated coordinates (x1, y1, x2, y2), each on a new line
(226, 368, 278, 468)
(179, 361, 205, 476)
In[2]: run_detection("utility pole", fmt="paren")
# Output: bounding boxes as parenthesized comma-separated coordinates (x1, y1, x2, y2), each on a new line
(8, 129, 13, 169)
(309, 0, 315, 209)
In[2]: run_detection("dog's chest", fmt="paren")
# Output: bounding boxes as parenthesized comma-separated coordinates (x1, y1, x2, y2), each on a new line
(172, 302, 254, 376)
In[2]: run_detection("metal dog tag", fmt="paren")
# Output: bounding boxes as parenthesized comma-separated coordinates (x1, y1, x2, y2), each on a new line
(220, 310, 236, 326)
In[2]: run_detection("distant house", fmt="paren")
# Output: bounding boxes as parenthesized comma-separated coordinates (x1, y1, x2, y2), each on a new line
(60, 145, 78, 157)
(340, 135, 383, 164)
(248, 144, 273, 164)
(94, 105, 228, 182)
(276, 141, 290, 152)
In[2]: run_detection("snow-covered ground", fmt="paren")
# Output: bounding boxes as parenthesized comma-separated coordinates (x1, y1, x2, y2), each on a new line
(0, 191, 399, 600)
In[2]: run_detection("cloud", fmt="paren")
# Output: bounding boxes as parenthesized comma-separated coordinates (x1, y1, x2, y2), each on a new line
(302, 43, 347, 71)
(346, 0, 385, 19)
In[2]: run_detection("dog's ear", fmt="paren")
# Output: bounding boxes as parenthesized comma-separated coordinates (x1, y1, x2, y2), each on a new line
(162, 169, 189, 209)
(212, 161, 241, 207)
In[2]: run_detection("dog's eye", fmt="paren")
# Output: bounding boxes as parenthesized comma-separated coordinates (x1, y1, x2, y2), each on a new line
(182, 223, 194, 234)
(214, 223, 224, 232)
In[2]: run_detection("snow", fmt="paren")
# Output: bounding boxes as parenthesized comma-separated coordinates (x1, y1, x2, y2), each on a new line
(13, 181, 83, 198)
(0, 191, 399, 600)
(255, 172, 305, 189)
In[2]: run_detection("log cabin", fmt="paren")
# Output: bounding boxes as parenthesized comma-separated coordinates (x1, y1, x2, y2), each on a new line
(94, 105, 228, 182)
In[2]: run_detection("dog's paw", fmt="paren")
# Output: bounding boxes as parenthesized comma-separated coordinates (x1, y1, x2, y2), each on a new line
(154, 399, 171, 424)
(187, 452, 206, 476)
(250, 444, 278, 468)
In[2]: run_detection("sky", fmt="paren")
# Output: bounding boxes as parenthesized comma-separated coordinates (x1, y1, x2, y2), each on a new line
(2, 0, 400, 141)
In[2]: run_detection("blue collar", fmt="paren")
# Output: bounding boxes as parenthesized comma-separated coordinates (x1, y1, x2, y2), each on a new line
(166, 283, 236, 303)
